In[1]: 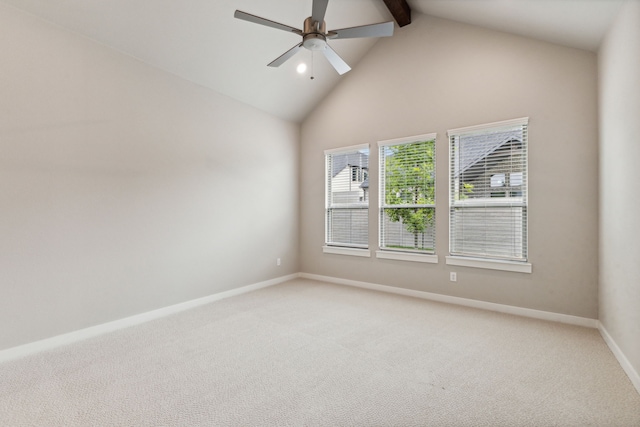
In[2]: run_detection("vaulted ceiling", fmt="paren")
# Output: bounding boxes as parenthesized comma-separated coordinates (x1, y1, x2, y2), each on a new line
(0, 0, 624, 122)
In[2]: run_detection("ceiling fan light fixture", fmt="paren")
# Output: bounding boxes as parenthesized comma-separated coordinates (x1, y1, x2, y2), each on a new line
(303, 34, 327, 51)
(297, 63, 308, 73)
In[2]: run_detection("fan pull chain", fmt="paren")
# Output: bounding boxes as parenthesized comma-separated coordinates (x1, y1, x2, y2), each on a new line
(311, 51, 315, 80)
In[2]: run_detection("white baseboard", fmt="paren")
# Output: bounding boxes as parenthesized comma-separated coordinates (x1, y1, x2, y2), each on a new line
(0, 273, 300, 364)
(598, 322, 640, 395)
(300, 273, 598, 328)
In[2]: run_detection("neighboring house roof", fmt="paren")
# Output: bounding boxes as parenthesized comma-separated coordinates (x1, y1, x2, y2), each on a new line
(457, 130, 522, 176)
(331, 152, 369, 178)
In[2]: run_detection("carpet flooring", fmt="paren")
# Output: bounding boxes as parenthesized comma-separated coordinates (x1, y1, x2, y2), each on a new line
(1, 278, 639, 426)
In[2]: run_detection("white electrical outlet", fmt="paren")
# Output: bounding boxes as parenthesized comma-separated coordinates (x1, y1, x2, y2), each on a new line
(450, 272, 457, 282)
(277, 258, 281, 266)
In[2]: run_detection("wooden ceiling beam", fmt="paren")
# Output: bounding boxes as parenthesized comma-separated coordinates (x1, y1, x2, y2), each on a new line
(382, 0, 411, 27)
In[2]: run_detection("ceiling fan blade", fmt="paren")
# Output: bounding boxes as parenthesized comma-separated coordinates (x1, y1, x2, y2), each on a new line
(311, 0, 329, 24)
(268, 43, 304, 67)
(323, 45, 351, 75)
(329, 21, 394, 40)
(234, 10, 302, 35)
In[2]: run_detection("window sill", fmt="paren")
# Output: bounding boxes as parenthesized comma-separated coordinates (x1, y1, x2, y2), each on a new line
(445, 256, 532, 273)
(376, 251, 438, 264)
(323, 246, 371, 258)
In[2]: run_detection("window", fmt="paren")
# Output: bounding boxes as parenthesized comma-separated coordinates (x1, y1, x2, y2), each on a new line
(378, 134, 436, 255)
(324, 145, 369, 253)
(448, 118, 529, 265)
(351, 166, 367, 183)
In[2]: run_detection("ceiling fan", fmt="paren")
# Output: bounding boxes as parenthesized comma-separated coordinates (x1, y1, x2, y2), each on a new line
(234, 0, 394, 75)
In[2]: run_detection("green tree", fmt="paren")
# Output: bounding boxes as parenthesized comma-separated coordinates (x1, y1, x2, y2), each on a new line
(384, 140, 435, 249)
(460, 182, 474, 199)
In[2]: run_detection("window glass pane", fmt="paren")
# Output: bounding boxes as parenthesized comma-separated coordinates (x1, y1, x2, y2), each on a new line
(510, 172, 523, 187)
(491, 173, 506, 187)
(451, 206, 526, 260)
(381, 207, 435, 251)
(455, 128, 526, 200)
(325, 147, 369, 248)
(327, 208, 368, 246)
(449, 120, 528, 261)
(379, 137, 436, 253)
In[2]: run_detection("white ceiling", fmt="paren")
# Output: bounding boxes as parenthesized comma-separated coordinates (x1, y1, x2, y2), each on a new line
(1, 0, 625, 123)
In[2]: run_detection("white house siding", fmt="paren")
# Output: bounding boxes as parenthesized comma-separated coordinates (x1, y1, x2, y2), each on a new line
(331, 168, 367, 203)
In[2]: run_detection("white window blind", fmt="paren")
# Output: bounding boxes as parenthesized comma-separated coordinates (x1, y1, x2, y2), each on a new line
(378, 134, 436, 254)
(449, 118, 528, 261)
(325, 145, 369, 248)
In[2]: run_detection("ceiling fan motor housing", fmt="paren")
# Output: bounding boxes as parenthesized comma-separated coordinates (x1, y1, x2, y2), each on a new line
(303, 17, 327, 50)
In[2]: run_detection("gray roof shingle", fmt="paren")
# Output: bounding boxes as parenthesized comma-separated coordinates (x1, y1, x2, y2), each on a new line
(457, 129, 522, 175)
(331, 152, 369, 178)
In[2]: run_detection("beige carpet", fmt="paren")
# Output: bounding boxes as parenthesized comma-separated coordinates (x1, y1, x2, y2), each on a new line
(1, 278, 639, 426)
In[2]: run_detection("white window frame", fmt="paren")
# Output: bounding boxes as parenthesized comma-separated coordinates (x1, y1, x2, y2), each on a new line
(377, 133, 438, 264)
(323, 144, 371, 257)
(447, 118, 531, 273)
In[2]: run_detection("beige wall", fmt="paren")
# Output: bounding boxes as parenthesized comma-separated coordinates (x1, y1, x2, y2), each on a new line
(301, 14, 599, 318)
(0, 4, 299, 350)
(598, 0, 640, 382)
